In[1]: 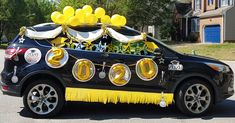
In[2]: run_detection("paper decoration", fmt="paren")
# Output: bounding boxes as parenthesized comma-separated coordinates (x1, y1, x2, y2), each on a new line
(109, 63, 131, 86)
(136, 58, 158, 81)
(45, 47, 69, 68)
(72, 59, 96, 82)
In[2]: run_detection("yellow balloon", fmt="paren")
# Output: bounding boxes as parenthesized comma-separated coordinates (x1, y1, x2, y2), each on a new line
(111, 14, 121, 26)
(75, 9, 85, 17)
(51, 11, 61, 23)
(101, 15, 111, 24)
(120, 16, 127, 26)
(68, 16, 80, 27)
(63, 6, 75, 18)
(75, 9, 85, 24)
(82, 5, 93, 14)
(79, 16, 86, 24)
(94, 7, 106, 18)
(93, 16, 98, 24)
(85, 13, 96, 25)
(56, 14, 66, 25)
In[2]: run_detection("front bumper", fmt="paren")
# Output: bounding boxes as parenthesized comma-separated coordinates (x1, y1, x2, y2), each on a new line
(215, 70, 234, 102)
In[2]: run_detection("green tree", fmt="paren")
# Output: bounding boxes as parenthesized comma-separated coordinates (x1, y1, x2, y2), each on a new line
(126, 0, 175, 37)
(57, 0, 128, 15)
(0, 0, 27, 40)
(57, 0, 175, 39)
(0, 0, 55, 41)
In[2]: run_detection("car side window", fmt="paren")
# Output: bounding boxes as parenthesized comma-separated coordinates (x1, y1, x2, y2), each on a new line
(37, 26, 160, 57)
(105, 38, 154, 56)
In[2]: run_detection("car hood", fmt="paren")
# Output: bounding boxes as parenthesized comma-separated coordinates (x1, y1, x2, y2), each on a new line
(181, 53, 227, 65)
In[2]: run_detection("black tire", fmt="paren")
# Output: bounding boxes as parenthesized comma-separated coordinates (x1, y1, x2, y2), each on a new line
(23, 79, 64, 118)
(175, 79, 214, 116)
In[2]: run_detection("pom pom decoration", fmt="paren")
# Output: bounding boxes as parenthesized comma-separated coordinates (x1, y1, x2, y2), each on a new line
(51, 5, 127, 27)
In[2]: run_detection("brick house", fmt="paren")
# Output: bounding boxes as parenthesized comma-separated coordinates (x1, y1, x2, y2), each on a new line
(192, 0, 235, 43)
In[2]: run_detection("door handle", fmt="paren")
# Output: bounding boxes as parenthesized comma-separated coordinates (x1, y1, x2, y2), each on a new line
(101, 53, 109, 57)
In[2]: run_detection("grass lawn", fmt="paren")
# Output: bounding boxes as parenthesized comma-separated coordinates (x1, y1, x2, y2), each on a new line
(170, 43, 235, 61)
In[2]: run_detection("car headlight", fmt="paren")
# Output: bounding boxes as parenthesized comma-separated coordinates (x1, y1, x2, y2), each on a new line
(206, 63, 230, 73)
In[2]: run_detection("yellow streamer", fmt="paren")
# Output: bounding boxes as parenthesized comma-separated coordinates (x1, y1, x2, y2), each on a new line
(19, 26, 27, 36)
(65, 88, 174, 105)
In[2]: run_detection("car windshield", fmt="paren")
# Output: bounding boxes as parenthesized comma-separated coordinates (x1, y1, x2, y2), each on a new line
(123, 26, 178, 53)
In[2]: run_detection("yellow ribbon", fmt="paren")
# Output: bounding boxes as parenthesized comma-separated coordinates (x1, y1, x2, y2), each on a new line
(19, 26, 27, 36)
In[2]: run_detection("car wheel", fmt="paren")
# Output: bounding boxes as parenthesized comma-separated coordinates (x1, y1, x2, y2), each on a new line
(23, 79, 64, 117)
(175, 79, 214, 116)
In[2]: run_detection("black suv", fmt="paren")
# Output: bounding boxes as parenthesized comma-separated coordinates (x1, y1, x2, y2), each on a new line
(1, 23, 234, 117)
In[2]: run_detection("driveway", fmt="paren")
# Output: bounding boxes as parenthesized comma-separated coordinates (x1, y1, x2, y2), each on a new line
(0, 49, 235, 123)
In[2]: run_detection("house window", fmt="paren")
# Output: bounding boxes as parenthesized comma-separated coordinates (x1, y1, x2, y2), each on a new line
(220, 0, 233, 7)
(195, 0, 201, 10)
(191, 18, 200, 32)
(208, 0, 214, 5)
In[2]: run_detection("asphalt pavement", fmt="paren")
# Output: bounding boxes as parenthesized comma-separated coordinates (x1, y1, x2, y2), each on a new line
(0, 49, 235, 123)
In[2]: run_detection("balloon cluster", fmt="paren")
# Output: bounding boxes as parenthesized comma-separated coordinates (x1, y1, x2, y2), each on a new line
(51, 5, 127, 27)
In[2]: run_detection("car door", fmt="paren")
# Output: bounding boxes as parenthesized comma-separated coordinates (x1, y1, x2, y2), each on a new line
(103, 48, 169, 92)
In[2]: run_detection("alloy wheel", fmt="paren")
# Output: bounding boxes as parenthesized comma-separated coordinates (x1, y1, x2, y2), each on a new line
(184, 83, 211, 114)
(27, 84, 58, 115)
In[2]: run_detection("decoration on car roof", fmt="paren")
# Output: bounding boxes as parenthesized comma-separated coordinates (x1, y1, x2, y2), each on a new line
(51, 5, 126, 27)
(21, 26, 146, 43)
(18, 6, 159, 57)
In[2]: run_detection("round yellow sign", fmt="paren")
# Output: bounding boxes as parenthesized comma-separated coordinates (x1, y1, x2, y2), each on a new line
(109, 63, 131, 86)
(72, 59, 96, 82)
(136, 58, 158, 81)
(45, 47, 69, 68)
